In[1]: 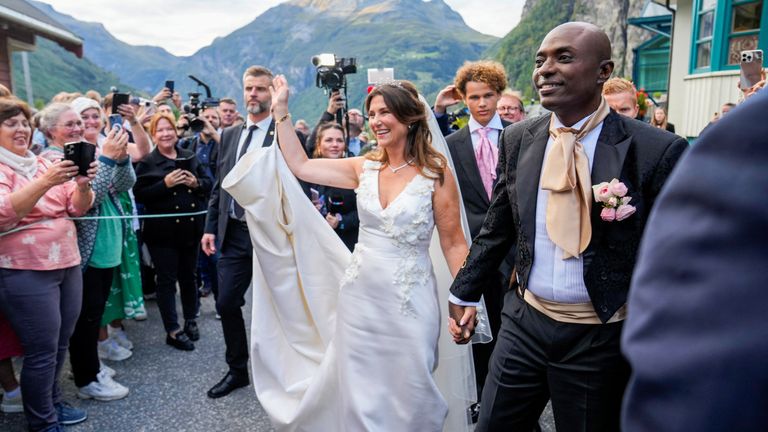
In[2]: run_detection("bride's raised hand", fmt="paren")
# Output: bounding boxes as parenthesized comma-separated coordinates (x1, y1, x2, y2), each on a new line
(270, 75, 290, 116)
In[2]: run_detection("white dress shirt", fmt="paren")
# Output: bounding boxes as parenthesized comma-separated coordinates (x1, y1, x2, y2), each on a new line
(449, 111, 604, 306)
(468, 113, 504, 151)
(527, 112, 603, 303)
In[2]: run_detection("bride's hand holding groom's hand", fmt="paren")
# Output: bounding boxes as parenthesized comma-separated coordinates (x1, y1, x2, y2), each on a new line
(448, 303, 477, 344)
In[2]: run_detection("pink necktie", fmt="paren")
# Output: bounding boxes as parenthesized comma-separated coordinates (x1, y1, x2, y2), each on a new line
(476, 127, 498, 199)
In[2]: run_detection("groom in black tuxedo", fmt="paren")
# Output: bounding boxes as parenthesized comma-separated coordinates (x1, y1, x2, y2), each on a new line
(202, 65, 276, 398)
(443, 60, 513, 411)
(448, 22, 687, 431)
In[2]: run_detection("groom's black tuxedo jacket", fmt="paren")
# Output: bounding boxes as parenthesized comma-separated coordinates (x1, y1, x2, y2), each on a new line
(450, 111, 687, 322)
(446, 121, 514, 280)
(205, 121, 275, 246)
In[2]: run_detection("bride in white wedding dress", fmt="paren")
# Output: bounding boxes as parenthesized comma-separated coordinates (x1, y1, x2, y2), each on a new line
(222, 76, 486, 431)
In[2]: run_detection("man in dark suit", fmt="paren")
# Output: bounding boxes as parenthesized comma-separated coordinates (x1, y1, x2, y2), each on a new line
(201, 65, 276, 399)
(443, 60, 513, 414)
(622, 91, 768, 431)
(447, 22, 687, 431)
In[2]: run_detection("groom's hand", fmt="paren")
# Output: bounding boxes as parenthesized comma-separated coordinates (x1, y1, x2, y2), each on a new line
(448, 302, 477, 345)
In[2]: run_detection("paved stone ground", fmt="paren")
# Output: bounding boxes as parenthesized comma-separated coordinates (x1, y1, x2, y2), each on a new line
(1, 292, 555, 431)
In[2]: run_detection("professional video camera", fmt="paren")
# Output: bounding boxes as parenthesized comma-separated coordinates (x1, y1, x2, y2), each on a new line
(182, 75, 220, 133)
(311, 53, 357, 143)
(312, 53, 357, 92)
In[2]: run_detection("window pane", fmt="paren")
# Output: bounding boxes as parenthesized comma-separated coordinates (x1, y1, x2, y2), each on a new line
(701, 0, 717, 11)
(727, 34, 760, 64)
(699, 11, 714, 38)
(733, 2, 762, 32)
(697, 42, 712, 68)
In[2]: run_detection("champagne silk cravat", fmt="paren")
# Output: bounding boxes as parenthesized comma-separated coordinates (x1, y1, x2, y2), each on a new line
(540, 98, 610, 259)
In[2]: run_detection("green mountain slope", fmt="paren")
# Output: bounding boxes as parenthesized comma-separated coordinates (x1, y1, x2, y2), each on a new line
(11, 38, 131, 107)
(30, 0, 498, 121)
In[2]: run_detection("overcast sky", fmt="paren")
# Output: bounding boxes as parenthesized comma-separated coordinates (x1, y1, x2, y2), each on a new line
(42, 0, 524, 56)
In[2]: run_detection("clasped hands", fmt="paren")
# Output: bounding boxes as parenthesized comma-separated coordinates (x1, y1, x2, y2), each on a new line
(448, 302, 478, 345)
(164, 169, 198, 188)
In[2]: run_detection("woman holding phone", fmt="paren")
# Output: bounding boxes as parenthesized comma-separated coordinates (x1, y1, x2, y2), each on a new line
(0, 97, 96, 431)
(134, 113, 211, 351)
(41, 98, 136, 401)
(310, 122, 359, 251)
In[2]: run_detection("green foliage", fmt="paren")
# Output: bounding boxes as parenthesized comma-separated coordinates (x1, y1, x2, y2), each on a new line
(11, 38, 133, 103)
(488, 0, 575, 100)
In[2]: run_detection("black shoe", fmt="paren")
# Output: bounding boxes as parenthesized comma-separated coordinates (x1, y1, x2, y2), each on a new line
(166, 332, 194, 351)
(184, 320, 200, 341)
(207, 372, 249, 399)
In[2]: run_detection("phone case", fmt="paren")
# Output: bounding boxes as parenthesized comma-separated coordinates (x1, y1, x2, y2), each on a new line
(740, 50, 763, 90)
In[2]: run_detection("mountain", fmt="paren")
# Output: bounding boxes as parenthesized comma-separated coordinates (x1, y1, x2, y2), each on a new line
(11, 38, 129, 108)
(489, 0, 650, 100)
(28, 0, 498, 121)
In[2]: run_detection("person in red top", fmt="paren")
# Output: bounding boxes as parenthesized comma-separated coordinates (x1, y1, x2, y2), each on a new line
(0, 97, 96, 432)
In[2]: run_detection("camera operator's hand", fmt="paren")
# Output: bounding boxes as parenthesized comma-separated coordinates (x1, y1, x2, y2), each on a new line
(153, 88, 172, 103)
(325, 213, 340, 229)
(164, 169, 186, 188)
(326, 91, 344, 115)
(102, 127, 129, 161)
(172, 92, 182, 109)
(270, 75, 290, 119)
(434, 85, 461, 115)
(201, 117, 221, 143)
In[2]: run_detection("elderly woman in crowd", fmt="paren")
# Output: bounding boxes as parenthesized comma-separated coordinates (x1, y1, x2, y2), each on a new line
(73, 97, 145, 351)
(37, 103, 84, 162)
(134, 113, 211, 351)
(0, 97, 96, 431)
(310, 122, 359, 251)
(59, 98, 136, 403)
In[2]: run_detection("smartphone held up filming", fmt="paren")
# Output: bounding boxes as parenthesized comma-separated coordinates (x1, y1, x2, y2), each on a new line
(740, 49, 763, 90)
(63, 141, 96, 177)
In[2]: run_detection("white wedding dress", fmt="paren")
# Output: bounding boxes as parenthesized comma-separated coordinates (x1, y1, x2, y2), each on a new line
(223, 97, 489, 432)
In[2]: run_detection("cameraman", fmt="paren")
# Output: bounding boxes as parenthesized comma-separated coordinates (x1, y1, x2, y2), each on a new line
(304, 91, 364, 157)
(177, 106, 220, 297)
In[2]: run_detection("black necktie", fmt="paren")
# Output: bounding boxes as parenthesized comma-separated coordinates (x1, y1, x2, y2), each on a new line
(238, 125, 258, 160)
(234, 125, 258, 219)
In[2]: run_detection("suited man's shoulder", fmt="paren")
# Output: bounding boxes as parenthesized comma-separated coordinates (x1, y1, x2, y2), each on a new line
(445, 125, 469, 145)
(500, 114, 549, 142)
(616, 113, 685, 150)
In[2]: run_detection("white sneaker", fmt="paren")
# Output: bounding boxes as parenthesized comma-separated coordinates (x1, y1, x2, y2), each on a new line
(100, 360, 116, 378)
(0, 389, 23, 413)
(98, 339, 132, 361)
(77, 373, 129, 401)
(108, 326, 134, 350)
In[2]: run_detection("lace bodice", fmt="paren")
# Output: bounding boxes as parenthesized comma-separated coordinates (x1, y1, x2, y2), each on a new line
(341, 160, 436, 316)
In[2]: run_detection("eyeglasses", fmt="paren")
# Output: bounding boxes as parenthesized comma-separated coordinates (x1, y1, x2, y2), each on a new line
(56, 120, 84, 130)
(497, 106, 522, 113)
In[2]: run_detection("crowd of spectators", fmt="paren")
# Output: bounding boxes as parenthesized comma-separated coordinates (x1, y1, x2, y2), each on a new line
(0, 58, 763, 431)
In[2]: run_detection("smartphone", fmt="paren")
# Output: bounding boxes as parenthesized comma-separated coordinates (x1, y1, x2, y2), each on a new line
(329, 195, 344, 214)
(112, 92, 130, 113)
(740, 49, 763, 90)
(174, 156, 194, 172)
(310, 188, 320, 202)
(165, 80, 175, 94)
(108, 114, 123, 131)
(63, 141, 96, 176)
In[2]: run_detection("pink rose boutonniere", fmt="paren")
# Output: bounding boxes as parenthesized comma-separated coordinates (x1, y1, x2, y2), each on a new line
(592, 179, 636, 222)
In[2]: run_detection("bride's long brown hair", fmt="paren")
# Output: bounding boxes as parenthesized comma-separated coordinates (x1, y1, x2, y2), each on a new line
(364, 81, 447, 185)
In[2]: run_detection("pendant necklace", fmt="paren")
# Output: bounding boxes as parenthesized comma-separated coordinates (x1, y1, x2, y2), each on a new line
(389, 158, 415, 173)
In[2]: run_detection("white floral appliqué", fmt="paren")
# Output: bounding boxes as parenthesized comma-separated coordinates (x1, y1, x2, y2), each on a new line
(21, 234, 36, 245)
(48, 242, 62, 264)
